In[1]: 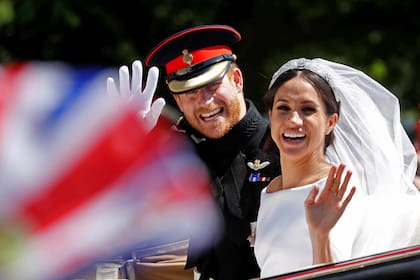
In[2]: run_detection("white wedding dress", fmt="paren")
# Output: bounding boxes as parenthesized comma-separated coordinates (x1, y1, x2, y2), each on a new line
(254, 178, 420, 279)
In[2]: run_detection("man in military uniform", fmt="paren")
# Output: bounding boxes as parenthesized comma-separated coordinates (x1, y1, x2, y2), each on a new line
(108, 25, 280, 279)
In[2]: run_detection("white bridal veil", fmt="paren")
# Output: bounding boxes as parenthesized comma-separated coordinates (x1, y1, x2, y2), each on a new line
(269, 58, 419, 195)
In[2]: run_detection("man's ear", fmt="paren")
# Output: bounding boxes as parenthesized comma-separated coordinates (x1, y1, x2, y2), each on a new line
(232, 67, 243, 93)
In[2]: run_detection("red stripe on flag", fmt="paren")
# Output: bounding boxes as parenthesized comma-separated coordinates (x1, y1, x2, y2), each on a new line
(17, 111, 168, 232)
(0, 62, 28, 141)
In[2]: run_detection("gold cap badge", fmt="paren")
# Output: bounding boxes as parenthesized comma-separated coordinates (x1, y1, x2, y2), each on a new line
(182, 49, 193, 65)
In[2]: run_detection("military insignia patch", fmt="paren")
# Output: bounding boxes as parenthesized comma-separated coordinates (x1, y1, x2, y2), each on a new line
(249, 172, 270, 182)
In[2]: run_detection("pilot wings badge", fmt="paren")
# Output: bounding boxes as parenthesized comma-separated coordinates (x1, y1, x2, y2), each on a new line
(248, 159, 271, 182)
(247, 159, 270, 171)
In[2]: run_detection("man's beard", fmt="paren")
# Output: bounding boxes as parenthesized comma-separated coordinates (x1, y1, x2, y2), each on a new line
(189, 98, 242, 139)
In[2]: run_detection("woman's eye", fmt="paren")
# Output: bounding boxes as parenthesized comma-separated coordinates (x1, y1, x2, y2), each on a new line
(276, 105, 289, 111)
(302, 107, 316, 113)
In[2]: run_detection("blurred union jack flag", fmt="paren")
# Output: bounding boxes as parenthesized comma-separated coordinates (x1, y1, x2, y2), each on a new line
(0, 62, 220, 280)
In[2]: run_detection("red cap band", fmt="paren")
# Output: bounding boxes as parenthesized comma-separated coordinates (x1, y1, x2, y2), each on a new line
(165, 45, 232, 74)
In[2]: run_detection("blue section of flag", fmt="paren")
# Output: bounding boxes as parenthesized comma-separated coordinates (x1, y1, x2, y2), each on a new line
(40, 67, 102, 133)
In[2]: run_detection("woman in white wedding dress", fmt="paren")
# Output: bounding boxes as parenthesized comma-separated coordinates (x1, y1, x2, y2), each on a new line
(254, 58, 420, 279)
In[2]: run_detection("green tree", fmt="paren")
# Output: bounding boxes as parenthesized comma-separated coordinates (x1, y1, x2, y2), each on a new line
(2, 0, 420, 135)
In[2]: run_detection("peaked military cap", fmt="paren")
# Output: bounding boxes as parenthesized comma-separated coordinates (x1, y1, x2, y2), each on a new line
(145, 24, 241, 94)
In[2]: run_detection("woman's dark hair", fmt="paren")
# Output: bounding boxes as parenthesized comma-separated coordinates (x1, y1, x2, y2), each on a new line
(264, 69, 340, 149)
